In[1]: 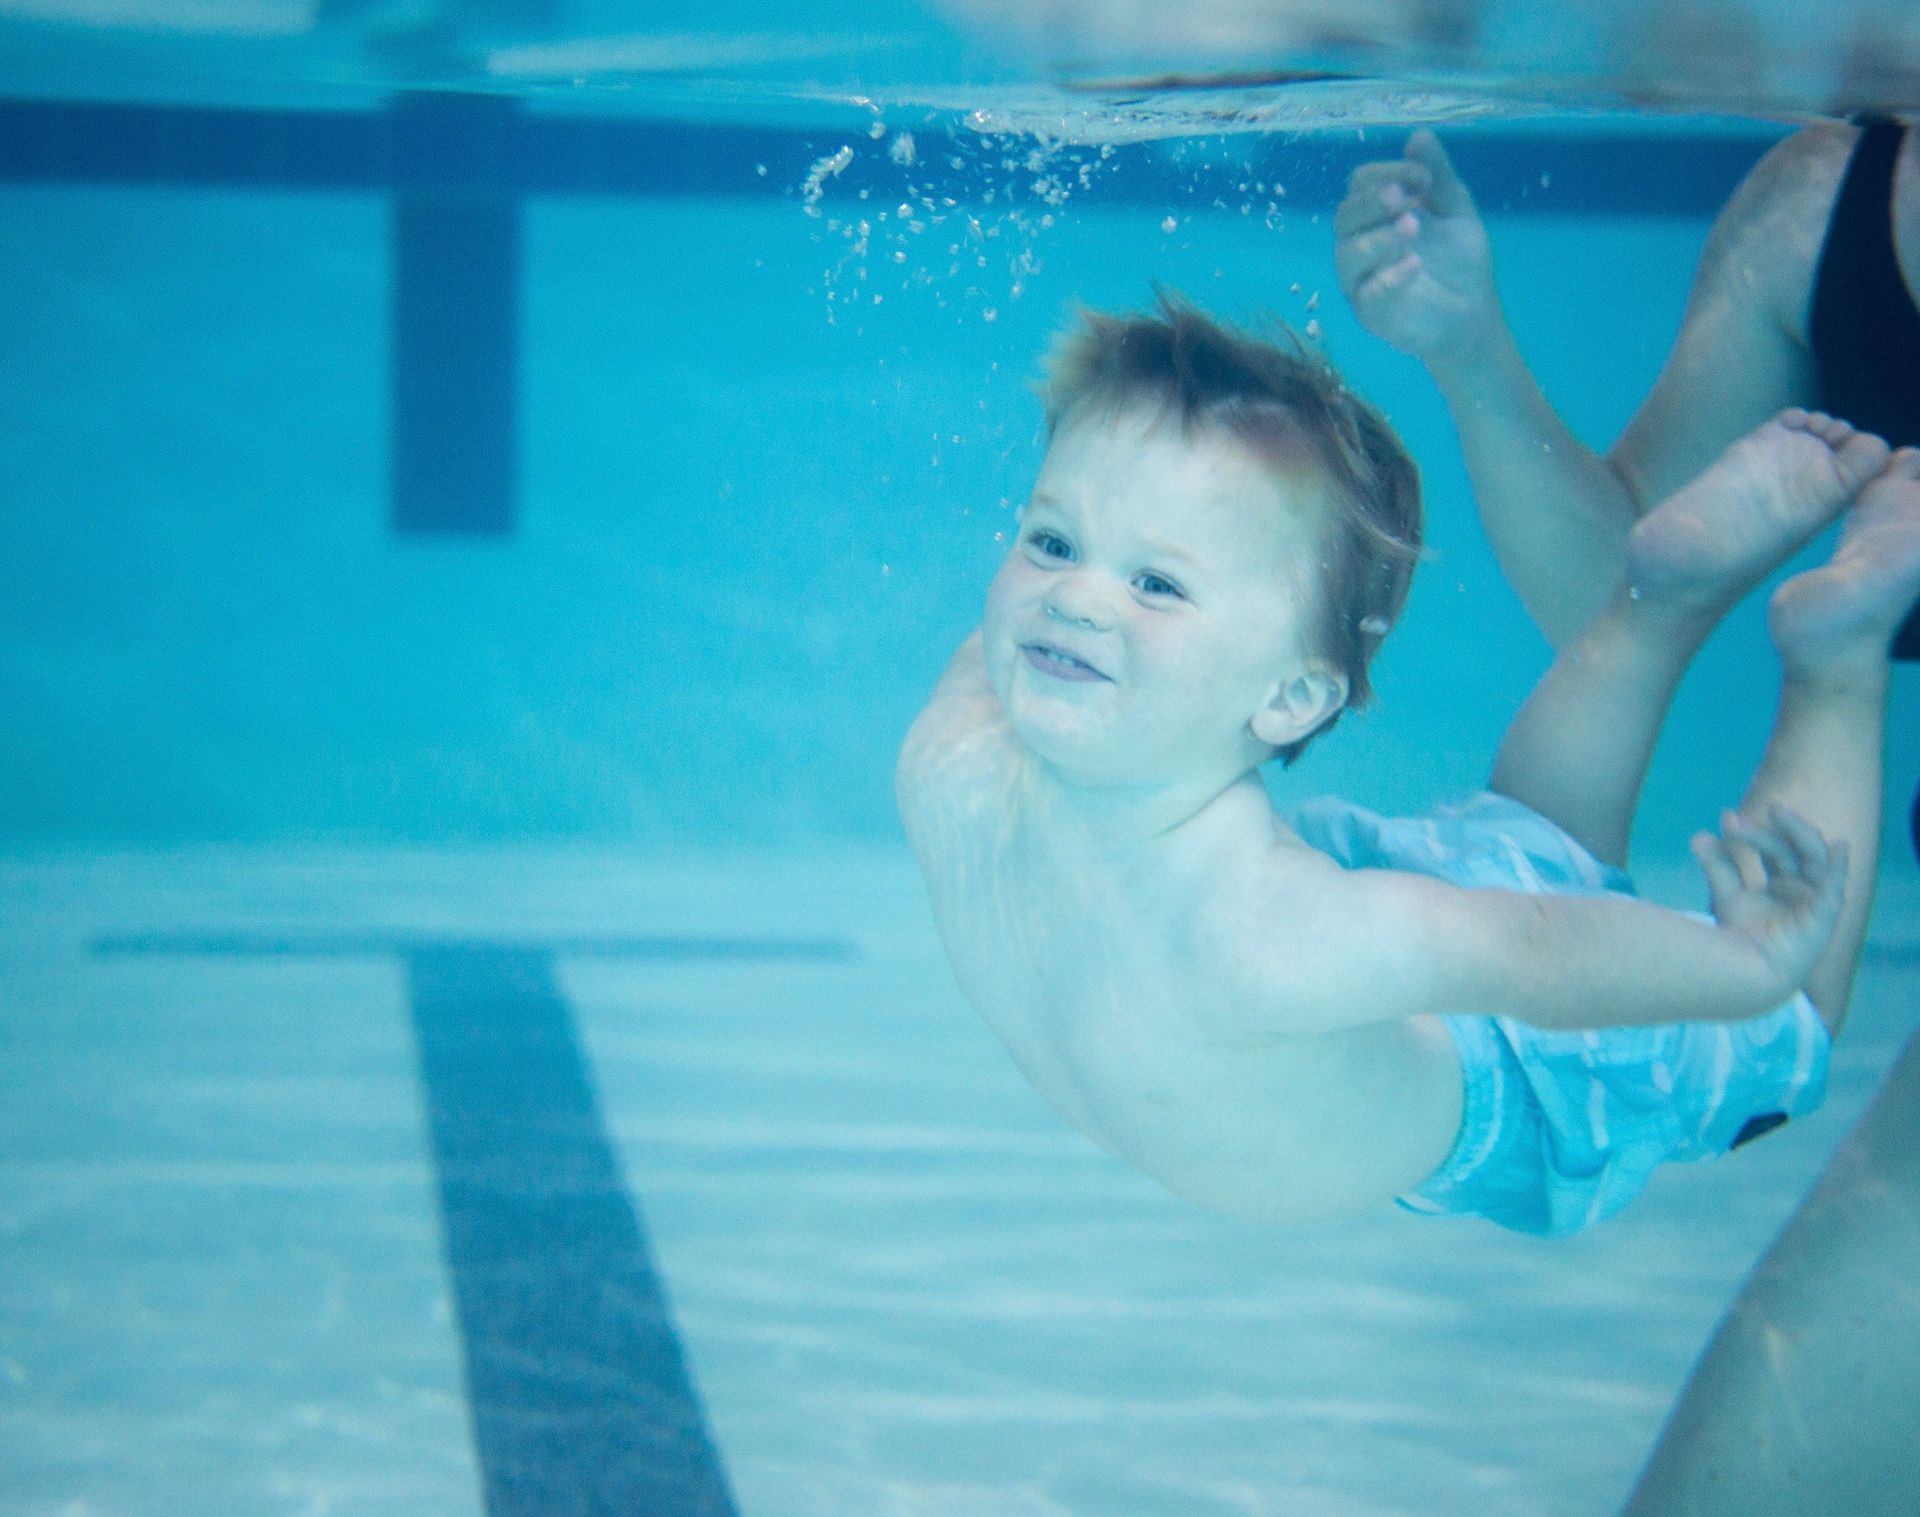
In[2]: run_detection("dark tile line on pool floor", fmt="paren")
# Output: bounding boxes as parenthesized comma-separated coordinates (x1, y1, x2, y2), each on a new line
(88, 929, 863, 1515)
(410, 943, 738, 1517)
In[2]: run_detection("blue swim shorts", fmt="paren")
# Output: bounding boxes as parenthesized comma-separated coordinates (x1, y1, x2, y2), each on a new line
(1287, 791, 1831, 1237)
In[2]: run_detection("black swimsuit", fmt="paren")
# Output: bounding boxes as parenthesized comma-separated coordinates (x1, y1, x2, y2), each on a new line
(1809, 118, 1920, 657)
(1807, 118, 1920, 859)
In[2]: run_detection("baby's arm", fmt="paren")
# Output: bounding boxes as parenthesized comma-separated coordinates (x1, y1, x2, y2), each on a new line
(899, 632, 990, 757)
(896, 631, 1008, 840)
(1202, 806, 1847, 1039)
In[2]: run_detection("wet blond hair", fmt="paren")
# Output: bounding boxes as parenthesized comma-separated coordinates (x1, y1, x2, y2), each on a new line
(1041, 291, 1422, 765)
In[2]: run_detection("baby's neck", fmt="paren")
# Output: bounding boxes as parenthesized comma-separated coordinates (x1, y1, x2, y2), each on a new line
(1024, 755, 1263, 854)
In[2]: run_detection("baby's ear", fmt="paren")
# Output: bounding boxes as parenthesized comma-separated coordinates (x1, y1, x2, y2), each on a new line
(1250, 668, 1348, 749)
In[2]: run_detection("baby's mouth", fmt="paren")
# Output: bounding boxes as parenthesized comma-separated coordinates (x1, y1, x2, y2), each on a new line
(1021, 641, 1111, 682)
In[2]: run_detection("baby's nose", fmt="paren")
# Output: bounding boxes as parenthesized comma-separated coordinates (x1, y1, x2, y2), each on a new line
(1044, 573, 1114, 629)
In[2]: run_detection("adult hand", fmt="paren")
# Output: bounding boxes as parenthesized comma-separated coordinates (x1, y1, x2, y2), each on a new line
(1335, 130, 1501, 368)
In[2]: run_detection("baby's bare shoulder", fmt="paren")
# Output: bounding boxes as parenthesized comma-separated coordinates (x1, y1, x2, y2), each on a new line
(1176, 817, 1475, 1038)
(1175, 808, 1365, 956)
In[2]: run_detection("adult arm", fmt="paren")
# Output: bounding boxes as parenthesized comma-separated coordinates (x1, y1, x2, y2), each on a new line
(1336, 128, 1847, 647)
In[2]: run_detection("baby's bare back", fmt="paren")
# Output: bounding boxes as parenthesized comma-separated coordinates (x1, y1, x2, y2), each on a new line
(898, 685, 1461, 1223)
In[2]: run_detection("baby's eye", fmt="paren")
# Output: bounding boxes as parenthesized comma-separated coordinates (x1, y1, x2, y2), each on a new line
(1026, 529, 1073, 560)
(1134, 571, 1186, 599)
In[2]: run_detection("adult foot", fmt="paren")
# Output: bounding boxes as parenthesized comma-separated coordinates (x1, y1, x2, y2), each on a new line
(1625, 410, 1890, 624)
(1771, 449, 1920, 678)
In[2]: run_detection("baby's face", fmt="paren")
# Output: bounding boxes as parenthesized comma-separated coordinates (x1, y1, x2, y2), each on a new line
(984, 404, 1339, 787)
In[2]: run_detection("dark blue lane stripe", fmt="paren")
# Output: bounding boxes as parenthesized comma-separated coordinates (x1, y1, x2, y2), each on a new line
(0, 95, 1782, 215)
(92, 931, 854, 961)
(389, 94, 519, 536)
(96, 928, 842, 1512)
(391, 196, 519, 532)
(409, 945, 738, 1517)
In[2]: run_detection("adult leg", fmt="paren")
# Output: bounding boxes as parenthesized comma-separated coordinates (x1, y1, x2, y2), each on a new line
(1621, 1024, 1920, 1517)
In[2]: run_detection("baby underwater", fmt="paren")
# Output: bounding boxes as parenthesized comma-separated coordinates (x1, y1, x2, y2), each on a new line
(898, 296, 1918, 1237)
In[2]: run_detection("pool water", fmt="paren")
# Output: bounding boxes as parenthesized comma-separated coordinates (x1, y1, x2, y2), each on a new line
(5, 848, 1916, 1513)
(2, 28, 1918, 1517)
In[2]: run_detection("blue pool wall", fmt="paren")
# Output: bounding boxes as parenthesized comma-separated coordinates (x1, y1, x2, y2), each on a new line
(2, 103, 1914, 863)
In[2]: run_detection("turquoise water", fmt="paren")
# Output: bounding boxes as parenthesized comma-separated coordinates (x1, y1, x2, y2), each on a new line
(10, 160, 1910, 852)
(2, 20, 1919, 1516)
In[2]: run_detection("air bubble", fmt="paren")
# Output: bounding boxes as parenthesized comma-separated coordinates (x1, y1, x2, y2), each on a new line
(801, 145, 855, 212)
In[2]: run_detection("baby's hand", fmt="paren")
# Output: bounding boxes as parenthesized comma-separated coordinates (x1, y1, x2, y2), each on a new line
(1691, 803, 1849, 995)
(1334, 131, 1498, 367)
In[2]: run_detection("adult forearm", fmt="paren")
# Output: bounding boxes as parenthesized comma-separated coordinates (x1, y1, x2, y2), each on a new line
(1425, 326, 1647, 647)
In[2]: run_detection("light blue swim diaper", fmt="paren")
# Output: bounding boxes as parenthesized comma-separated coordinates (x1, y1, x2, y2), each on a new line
(1287, 791, 1831, 1238)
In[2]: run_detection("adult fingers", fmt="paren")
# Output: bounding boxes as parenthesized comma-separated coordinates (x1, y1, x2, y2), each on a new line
(1349, 252, 1423, 311)
(1336, 217, 1419, 290)
(1335, 160, 1433, 236)
(1405, 129, 1475, 217)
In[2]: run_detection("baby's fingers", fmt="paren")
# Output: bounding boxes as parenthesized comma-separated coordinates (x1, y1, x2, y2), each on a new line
(1829, 840, 1851, 911)
(1692, 829, 1749, 907)
(1716, 809, 1775, 890)
(1762, 802, 1834, 881)
(1791, 836, 1850, 964)
(1723, 806, 1831, 889)
(1812, 837, 1850, 921)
